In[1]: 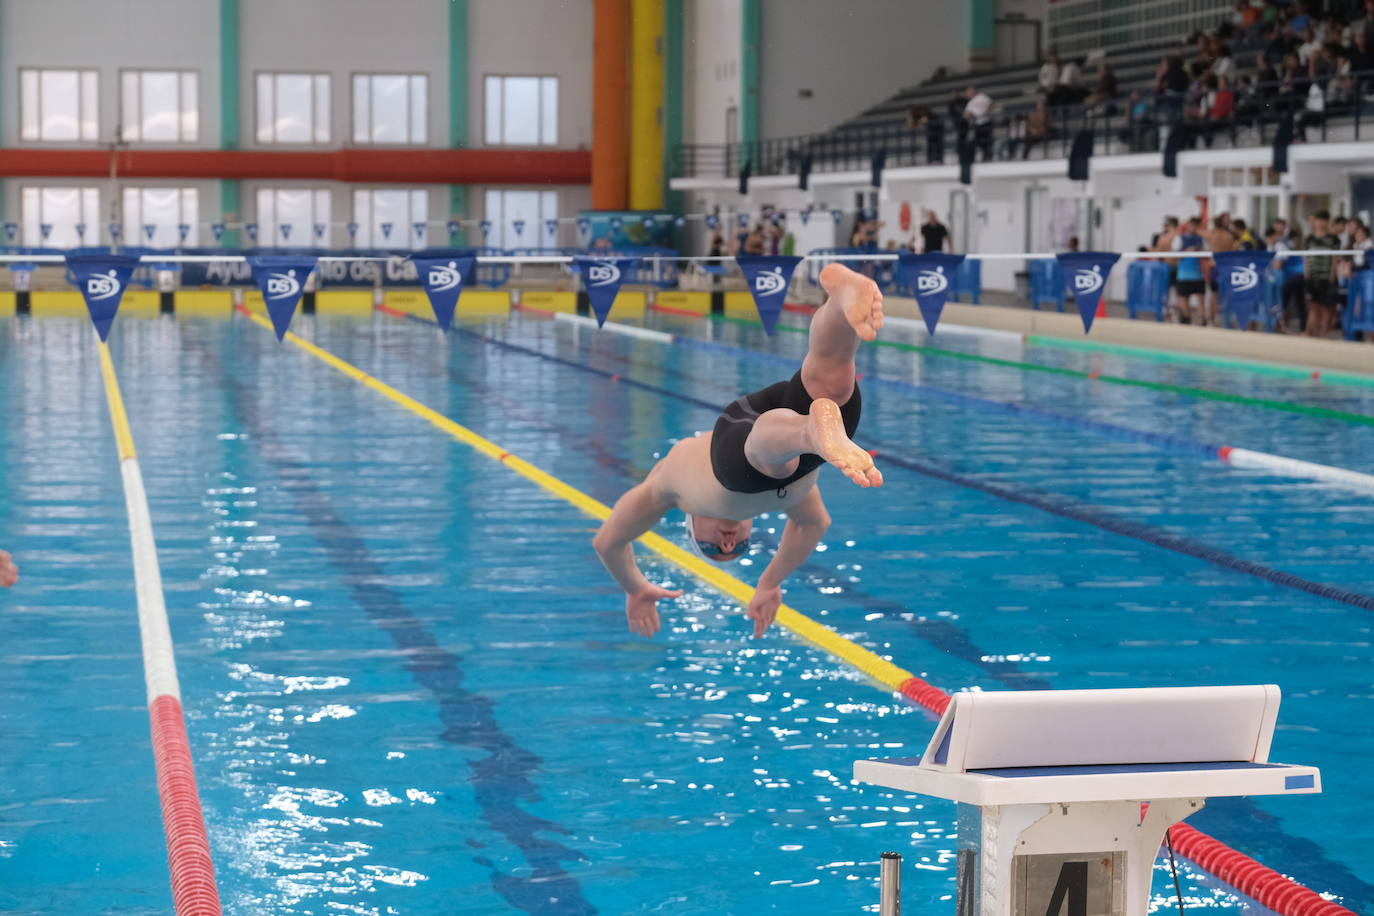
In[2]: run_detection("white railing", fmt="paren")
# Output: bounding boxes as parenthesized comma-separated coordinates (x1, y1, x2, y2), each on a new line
(1047, 0, 1232, 56)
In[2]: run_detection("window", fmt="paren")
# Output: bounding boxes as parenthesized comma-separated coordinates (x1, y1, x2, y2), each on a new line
(484, 189, 558, 249)
(257, 187, 332, 247)
(21, 186, 99, 247)
(20, 69, 98, 141)
(122, 187, 199, 247)
(352, 74, 427, 144)
(353, 188, 427, 249)
(121, 70, 198, 142)
(484, 76, 557, 145)
(256, 73, 330, 144)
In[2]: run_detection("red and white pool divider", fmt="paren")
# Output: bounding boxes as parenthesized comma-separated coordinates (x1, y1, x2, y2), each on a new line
(98, 343, 223, 915)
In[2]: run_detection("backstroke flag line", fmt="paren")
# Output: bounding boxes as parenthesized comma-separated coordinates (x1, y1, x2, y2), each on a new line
(572, 257, 640, 327)
(414, 255, 476, 332)
(1214, 249, 1275, 331)
(736, 255, 802, 335)
(248, 255, 317, 341)
(896, 252, 965, 335)
(1056, 252, 1120, 333)
(67, 254, 140, 342)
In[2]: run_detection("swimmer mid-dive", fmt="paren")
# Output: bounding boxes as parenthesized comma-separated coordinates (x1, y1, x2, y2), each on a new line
(593, 263, 884, 639)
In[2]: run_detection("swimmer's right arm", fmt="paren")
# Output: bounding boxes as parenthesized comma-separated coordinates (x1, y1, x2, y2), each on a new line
(0, 550, 17, 588)
(593, 480, 682, 637)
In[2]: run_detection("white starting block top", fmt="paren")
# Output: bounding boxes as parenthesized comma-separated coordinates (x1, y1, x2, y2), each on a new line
(855, 685, 1321, 806)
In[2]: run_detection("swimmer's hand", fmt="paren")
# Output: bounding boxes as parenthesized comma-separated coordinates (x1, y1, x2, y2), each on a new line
(747, 584, 782, 639)
(626, 583, 682, 638)
(0, 550, 17, 588)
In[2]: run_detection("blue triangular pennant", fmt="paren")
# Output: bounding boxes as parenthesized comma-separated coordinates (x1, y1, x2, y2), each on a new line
(1056, 252, 1120, 333)
(512, 219, 525, 238)
(67, 254, 140, 341)
(446, 220, 460, 239)
(143, 224, 156, 241)
(40, 223, 52, 240)
(75, 223, 87, 241)
(109, 222, 122, 240)
(576, 217, 591, 236)
(642, 215, 655, 229)
(346, 222, 359, 240)
(247, 255, 316, 341)
(897, 252, 966, 335)
(3, 222, 16, 242)
(413, 255, 476, 332)
(314, 222, 326, 240)
(799, 209, 811, 225)
(545, 218, 558, 236)
(279, 223, 292, 240)
(1214, 249, 1275, 330)
(178, 223, 190, 242)
(705, 214, 720, 230)
(211, 222, 225, 242)
(245, 223, 258, 242)
(380, 222, 393, 240)
(572, 256, 639, 327)
(479, 220, 492, 239)
(413, 221, 426, 241)
(737, 213, 750, 228)
(674, 216, 686, 228)
(736, 255, 802, 335)
(610, 217, 622, 230)
(831, 209, 844, 224)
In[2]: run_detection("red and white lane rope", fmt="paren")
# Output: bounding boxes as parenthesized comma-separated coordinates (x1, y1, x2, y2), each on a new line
(98, 341, 222, 915)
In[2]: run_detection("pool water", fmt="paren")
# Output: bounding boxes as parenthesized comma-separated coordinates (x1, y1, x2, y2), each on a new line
(1, 309, 1371, 914)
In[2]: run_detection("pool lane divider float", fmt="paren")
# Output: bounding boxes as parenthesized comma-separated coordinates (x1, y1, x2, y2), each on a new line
(361, 307, 1357, 914)
(97, 341, 223, 916)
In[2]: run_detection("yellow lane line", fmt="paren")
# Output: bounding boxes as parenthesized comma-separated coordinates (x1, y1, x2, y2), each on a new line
(238, 308, 916, 693)
(98, 341, 137, 462)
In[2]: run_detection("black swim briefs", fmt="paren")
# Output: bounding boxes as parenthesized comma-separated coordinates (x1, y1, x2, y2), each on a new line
(709, 371, 862, 495)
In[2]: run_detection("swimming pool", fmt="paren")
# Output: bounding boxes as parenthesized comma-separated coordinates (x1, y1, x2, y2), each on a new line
(1, 307, 1371, 914)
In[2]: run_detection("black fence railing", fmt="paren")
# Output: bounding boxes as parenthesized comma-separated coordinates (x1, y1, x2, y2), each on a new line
(673, 71, 1374, 180)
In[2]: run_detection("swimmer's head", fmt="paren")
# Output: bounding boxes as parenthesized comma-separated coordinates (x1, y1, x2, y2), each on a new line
(683, 514, 753, 564)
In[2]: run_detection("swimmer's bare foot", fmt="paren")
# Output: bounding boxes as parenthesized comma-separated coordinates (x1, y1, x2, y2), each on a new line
(807, 398, 883, 488)
(819, 262, 884, 341)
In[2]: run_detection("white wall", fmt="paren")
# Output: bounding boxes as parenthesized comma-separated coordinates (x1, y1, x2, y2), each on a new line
(1, 0, 220, 147)
(468, 0, 593, 150)
(757, 0, 968, 139)
(684, 0, 743, 146)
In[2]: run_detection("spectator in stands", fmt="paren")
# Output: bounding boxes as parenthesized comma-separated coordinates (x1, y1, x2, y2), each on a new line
(963, 86, 995, 161)
(1123, 90, 1157, 151)
(920, 210, 951, 254)
(1023, 98, 1052, 158)
(1172, 217, 1207, 324)
(1213, 42, 1236, 79)
(1202, 74, 1236, 146)
(1050, 56, 1088, 106)
(999, 112, 1027, 160)
(1290, 2, 1313, 38)
(948, 89, 969, 144)
(1233, 0, 1261, 32)
(1354, 0, 1374, 42)
(906, 105, 945, 164)
(1084, 61, 1120, 109)
(1038, 52, 1061, 95)
(1297, 26, 1323, 64)
(1304, 209, 1341, 336)
(1348, 29, 1374, 93)
(1156, 56, 1190, 125)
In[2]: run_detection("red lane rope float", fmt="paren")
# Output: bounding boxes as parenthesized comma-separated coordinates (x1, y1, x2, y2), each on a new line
(897, 678, 1354, 915)
(1168, 824, 1355, 916)
(150, 695, 222, 916)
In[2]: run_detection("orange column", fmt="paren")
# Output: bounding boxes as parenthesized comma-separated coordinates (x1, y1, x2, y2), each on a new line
(592, 0, 629, 210)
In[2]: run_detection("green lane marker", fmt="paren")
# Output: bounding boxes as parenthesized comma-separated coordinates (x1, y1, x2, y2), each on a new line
(1027, 334, 1374, 388)
(708, 315, 1374, 426)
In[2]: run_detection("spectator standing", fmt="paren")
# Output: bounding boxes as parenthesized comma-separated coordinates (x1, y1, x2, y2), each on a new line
(1303, 209, 1341, 336)
(963, 86, 995, 161)
(1084, 61, 1119, 108)
(920, 210, 951, 253)
(1038, 52, 1061, 95)
(1024, 98, 1052, 158)
(1205, 215, 1238, 323)
(1173, 218, 1207, 324)
(1271, 219, 1308, 332)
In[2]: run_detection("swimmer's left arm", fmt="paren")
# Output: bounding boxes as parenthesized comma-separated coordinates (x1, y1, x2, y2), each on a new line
(749, 489, 832, 638)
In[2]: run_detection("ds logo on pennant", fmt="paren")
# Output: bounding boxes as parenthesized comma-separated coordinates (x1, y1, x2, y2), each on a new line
(427, 262, 463, 292)
(266, 270, 301, 300)
(587, 262, 620, 286)
(753, 266, 787, 296)
(1229, 263, 1259, 292)
(916, 267, 948, 295)
(1073, 266, 1105, 294)
(86, 269, 122, 300)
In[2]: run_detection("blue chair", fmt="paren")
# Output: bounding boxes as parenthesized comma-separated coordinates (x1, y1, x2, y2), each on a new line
(955, 258, 981, 303)
(1124, 260, 1168, 320)
(1344, 269, 1374, 340)
(1028, 258, 1066, 311)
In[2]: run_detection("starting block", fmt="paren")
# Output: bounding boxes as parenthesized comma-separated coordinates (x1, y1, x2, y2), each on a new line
(854, 686, 1320, 916)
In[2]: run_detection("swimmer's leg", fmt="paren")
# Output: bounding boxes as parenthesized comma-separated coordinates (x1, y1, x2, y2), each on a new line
(800, 263, 884, 406)
(743, 403, 883, 488)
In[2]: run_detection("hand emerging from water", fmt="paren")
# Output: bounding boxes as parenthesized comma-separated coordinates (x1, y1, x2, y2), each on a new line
(747, 584, 782, 639)
(0, 550, 17, 588)
(625, 582, 683, 637)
